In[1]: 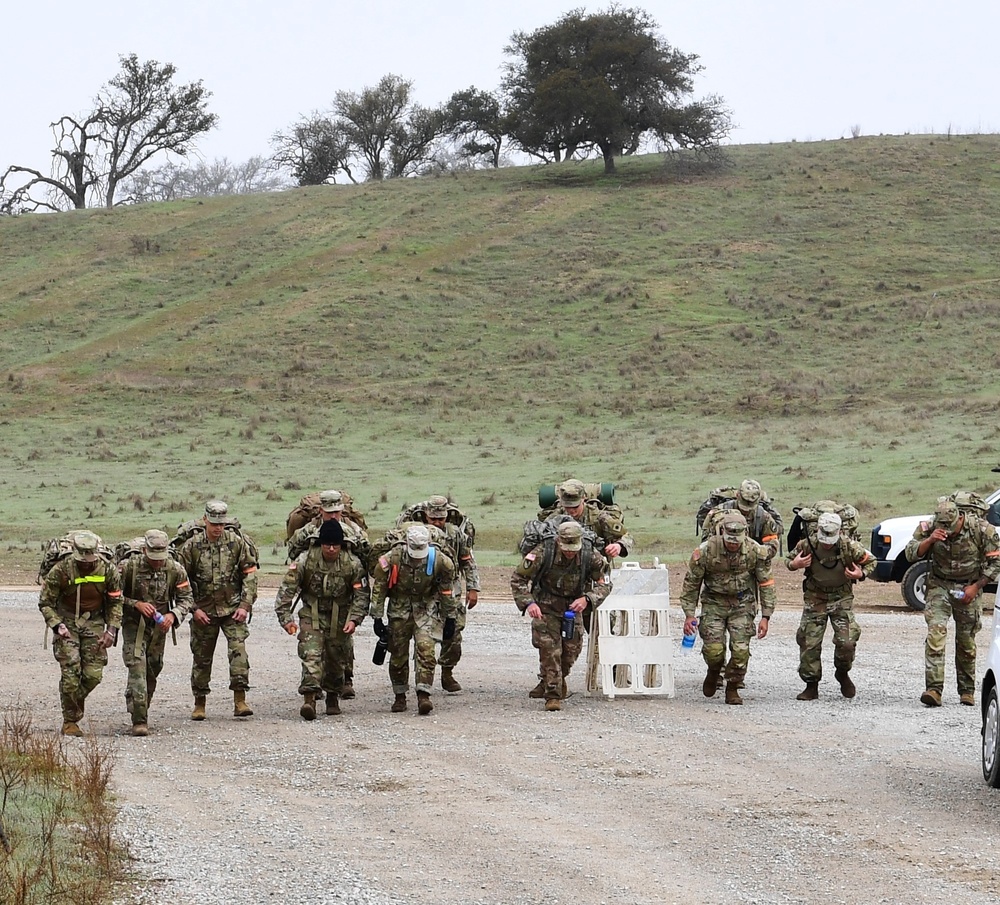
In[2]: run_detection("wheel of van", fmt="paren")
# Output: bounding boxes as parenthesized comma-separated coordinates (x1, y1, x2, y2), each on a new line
(901, 560, 929, 611)
(983, 686, 1000, 788)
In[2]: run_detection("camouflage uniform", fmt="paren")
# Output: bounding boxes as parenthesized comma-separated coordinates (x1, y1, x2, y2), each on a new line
(905, 501, 1000, 699)
(275, 543, 370, 696)
(545, 499, 633, 558)
(432, 520, 480, 670)
(287, 514, 371, 564)
(120, 546, 194, 726)
(370, 540, 456, 697)
(786, 532, 875, 684)
(702, 480, 781, 560)
(177, 525, 258, 696)
(38, 540, 123, 728)
(510, 535, 610, 703)
(680, 534, 776, 688)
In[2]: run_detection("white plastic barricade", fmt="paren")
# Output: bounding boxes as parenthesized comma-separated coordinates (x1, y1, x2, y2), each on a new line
(587, 561, 673, 699)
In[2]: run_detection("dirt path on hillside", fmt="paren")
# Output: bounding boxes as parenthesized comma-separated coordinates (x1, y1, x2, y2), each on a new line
(2, 568, 1000, 905)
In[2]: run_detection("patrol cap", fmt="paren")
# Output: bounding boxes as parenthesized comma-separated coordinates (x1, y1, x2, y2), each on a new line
(721, 511, 748, 541)
(558, 479, 586, 507)
(934, 499, 961, 530)
(143, 529, 170, 561)
(72, 531, 100, 563)
(319, 490, 345, 513)
(556, 521, 584, 552)
(406, 525, 430, 559)
(204, 500, 229, 524)
(738, 479, 762, 505)
(426, 495, 449, 519)
(816, 512, 842, 544)
(318, 519, 345, 546)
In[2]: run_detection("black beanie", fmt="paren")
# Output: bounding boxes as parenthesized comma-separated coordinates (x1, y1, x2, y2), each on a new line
(318, 520, 345, 546)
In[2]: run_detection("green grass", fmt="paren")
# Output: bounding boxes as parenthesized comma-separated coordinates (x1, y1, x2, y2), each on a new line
(3, 135, 1000, 574)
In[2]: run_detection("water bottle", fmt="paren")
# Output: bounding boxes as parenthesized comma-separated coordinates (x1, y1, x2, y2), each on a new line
(372, 637, 388, 665)
(950, 588, 965, 600)
(560, 610, 576, 640)
(152, 611, 165, 626)
(682, 619, 698, 652)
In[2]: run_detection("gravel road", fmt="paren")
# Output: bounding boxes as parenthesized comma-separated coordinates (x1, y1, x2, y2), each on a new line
(2, 567, 1000, 905)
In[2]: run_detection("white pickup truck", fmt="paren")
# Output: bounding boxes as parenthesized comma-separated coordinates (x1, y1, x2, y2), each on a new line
(869, 488, 1000, 610)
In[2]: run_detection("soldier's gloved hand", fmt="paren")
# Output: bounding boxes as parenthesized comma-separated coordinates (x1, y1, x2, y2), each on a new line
(443, 617, 457, 641)
(374, 618, 386, 639)
(55, 623, 71, 639)
(284, 622, 298, 635)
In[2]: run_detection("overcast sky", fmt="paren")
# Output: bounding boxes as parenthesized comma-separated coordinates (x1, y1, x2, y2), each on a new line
(2, 0, 997, 175)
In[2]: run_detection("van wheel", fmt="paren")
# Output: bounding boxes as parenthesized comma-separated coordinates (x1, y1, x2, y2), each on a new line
(983, 686, 1000, 788)
(901, 560, 929, 611)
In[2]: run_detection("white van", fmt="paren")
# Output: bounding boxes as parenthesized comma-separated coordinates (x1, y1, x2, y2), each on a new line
(982, 596, 1000, 786)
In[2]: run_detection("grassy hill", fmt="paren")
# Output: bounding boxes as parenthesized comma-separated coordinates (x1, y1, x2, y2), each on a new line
(3, 135, 1000, 575)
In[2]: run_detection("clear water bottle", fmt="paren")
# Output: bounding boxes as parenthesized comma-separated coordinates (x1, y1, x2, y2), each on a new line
(152, 611, 165, 626)
(682, 619, 698, 652)
(950, 588, 965, 600)
(560, 611, 576, 640)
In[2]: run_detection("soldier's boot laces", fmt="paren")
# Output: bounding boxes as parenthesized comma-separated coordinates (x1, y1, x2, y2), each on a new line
(528, 677, 546, 699)
(702, 667, 722, 698)
(340, 676, 356, 700)
(233, 690, 254, 718)
(131, 723, 149, 737)
(300, 693, 316, 721)
(725, 682, 743, 706)
(545, 698, 562, 712)
(920, 689, 942, 707)
(325, 694, 341, 716)
(441, 668, 462, 694)
(796, 681, 820, 701)
(417, 691, 433, 716)
(391, 693, 408, 713)
(191, 696, 207, 721)
(61, 721, 83, 737)
(835, 668, 856, 699)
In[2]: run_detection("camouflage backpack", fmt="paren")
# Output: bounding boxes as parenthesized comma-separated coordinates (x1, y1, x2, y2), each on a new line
(367, 522, 457, 576)
(949, 491, 990, 519)
(284, 491, 368, 539)
(170, 516, 260, 568)
(517, 515, 598, 592)
(396, 500, 476, 549)
(786, 500, 861, 550)
(696, 486, 784, 543)
(37, 531, 114, 584)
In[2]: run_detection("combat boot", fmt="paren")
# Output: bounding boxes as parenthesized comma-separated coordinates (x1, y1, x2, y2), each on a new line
(233, 690, 254, 717)
(191, 696, 207, 721)
(391, 693, 407, 713)
(545, 698, 561, 712)
(960, 693, 975, 706)
(702, 667, 722, 698)
(561, 679, 573, 700)
(796, 681, 819, 701)
(300, 693, 316, 721)
(131, 723, 149, 737)
(417, 691, 433, 716)
(340, 675, 356, 700)
(61, 721, 83, 737)
(441, 668, 462, 693)
(920, 689, 942, 707)
(325, 694, 341, 716)
(725, 682, 743, 705)
(528, 677, 545, 699)
(835, 668, 856, 699)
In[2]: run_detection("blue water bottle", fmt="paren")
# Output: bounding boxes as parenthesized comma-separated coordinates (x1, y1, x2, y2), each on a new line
(561, 610, 576, 640)
(681, 618, 698, 652)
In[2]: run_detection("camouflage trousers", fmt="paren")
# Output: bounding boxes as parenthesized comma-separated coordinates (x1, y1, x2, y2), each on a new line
(121, 617, 171, 724)
(438, 597, 468, 669)
(297, 606, 352, 696)
(531, 608, 583, 702)
(923, 585, 982, 695)
(189, 614, 250, 696)
(52, 615, 108, 722)
(388, 613, 439, 695)
(795, 591, 860, 683)
(699, 597, 755, 683)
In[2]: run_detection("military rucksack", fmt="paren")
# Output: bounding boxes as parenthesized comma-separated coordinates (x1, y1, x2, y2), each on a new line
(37, 531, 114, 584)
(284, 491, 368, 540)
(786, 500, 861, 550)
(170, 516, 260, 568)
(517, 515, 599, 593)
(696, 486, 784, 544)
(367, 522, 456, 576)
(396, 500, 476, 549)
(949, 491, 990, 518)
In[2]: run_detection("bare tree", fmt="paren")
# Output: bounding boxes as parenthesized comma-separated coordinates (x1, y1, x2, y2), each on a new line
(122, 157, 290, 202)
(1, 54, 217, 212)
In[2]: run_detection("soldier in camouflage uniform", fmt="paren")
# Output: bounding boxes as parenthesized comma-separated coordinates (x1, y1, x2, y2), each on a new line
(680, 511, 776, 705)
(786, 512, 875, 701)
(702, 479, 781, 559)
(38, 531, 123, 736)
(120, 530, 194, 736)
(286, 490, 370, 699)
(904, 498, 1000, 707)
(176, 500, 259, 720)
(370, 525, 457, 715)
(511, 521, 610, 711)
(546, 479, 633, 560)
(275, 520, 371, 720)
(418, 495, 480, 693)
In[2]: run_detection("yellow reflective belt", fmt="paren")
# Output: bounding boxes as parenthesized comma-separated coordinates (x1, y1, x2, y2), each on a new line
(73, 575, 107, 584)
